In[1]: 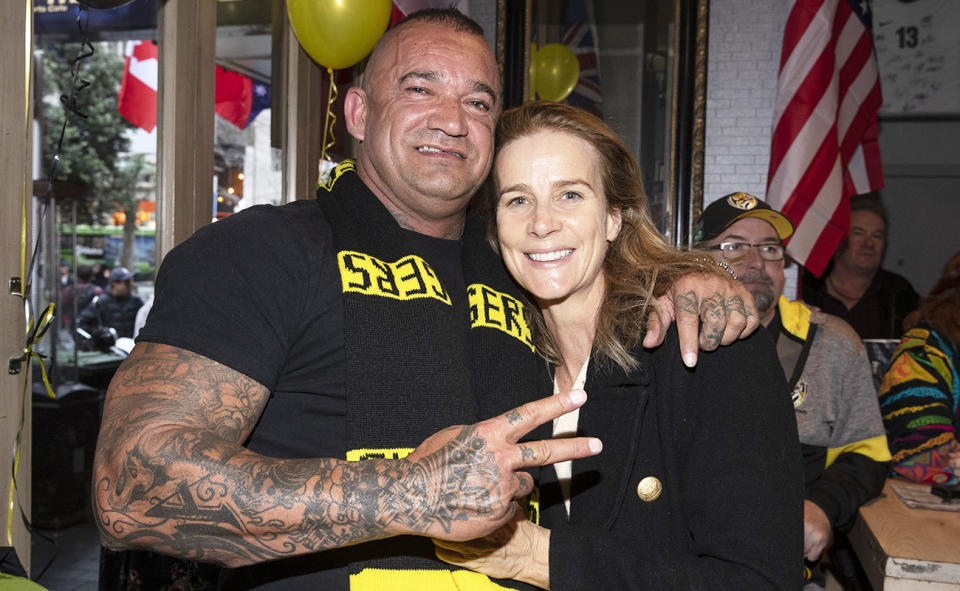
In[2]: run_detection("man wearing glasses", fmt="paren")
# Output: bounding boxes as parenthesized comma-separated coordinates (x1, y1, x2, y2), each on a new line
(697, 193, 890, 589)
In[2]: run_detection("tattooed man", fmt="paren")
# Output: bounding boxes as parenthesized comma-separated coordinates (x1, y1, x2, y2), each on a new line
(93, 9, 755, 590)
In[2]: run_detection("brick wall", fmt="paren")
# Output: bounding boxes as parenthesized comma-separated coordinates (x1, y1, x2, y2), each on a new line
(704, 0, 785, 204)
(704, 0, 798, 296)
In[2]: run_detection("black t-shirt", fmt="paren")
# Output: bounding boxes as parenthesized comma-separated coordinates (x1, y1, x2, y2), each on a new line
(801, 267, 919, 339)
(138, 200, 471, 590)
(139, 200, 347, 460)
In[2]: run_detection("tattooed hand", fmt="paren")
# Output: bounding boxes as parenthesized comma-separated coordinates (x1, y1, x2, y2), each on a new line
(643, 273, 758, 367)
(401, 389, 600, 541)
(93, 343, 599, 567)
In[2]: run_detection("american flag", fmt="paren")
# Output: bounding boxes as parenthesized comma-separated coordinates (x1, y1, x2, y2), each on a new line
(766, 0, 884, 276)
(562, 0, 603, 119)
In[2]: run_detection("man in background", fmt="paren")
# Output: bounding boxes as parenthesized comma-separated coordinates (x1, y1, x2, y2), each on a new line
(699, 192, 891, 588)
(77, 265, 142, 339)
(61, 264, 102, 331)
(802, 194, 919, 339)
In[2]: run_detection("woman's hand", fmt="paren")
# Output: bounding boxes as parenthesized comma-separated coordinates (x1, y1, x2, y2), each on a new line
(434, 503, 551, 589)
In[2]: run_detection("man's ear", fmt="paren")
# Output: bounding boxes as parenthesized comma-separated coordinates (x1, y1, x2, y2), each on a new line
(344, 87, 367, 141)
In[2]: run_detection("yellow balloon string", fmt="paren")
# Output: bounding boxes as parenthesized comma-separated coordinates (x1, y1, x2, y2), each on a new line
(24, 304, 57, 399)
(19, 0, 31, 297)
(9, 0, 34, 547)
(7, 378, 26, 547)
(320, 67, 338, 172)
(7, 303, 55, 546)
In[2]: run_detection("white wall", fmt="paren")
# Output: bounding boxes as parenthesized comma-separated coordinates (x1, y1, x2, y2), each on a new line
(879, 121, 960, 295)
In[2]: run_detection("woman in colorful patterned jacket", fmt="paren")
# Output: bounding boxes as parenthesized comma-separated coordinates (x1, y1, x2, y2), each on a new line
(878, 251, 960, 485)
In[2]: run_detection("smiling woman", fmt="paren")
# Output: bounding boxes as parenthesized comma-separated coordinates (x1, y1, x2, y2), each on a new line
(495, 130, 621, 315)
(435, 100, 804, 590)
(481, 101, 725, 371)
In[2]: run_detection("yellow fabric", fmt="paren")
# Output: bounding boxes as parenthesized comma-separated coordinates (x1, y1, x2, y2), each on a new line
(320, 159, 356, 191)
(777, 296, 812, 341)
(925, 343, 954, 384)
(825, 434, 892, 468)
(525, 485, 540, 526)
(879, 328, 954, 393)
(467, 284, 534, 352)
(887, 351, 939, 388)
(337, 251, 453, 305)
(346, 448, 414, 462)
(883, 402, 942, 420)
(350, 568, 516, 591)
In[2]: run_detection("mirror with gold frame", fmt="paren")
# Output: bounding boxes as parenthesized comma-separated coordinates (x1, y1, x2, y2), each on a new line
(496, 0, 708, 246)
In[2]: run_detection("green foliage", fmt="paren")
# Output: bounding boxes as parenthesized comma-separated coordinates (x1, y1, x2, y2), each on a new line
(40, 42, 135, 223)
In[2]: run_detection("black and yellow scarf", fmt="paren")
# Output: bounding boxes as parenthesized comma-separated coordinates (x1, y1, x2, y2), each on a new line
(316, 161, 547, 590)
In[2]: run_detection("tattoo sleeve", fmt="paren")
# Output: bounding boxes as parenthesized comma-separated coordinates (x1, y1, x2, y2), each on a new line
(92, 343, 502, 567)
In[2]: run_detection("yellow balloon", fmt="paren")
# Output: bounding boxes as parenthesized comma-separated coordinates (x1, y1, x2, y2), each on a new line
(529, 43, 538, 101)
(287, 0, 392, 70)
(533, 43, 580, 102)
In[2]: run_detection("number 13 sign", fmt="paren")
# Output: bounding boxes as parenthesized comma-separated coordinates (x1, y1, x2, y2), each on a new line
(873, 0, 960, 116)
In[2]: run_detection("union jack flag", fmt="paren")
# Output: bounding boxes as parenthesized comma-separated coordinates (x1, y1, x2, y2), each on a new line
(562, 0, 603, 119)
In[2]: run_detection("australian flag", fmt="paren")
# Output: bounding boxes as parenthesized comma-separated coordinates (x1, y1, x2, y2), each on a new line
(247, 81, 271, 128)
(562, 0, 603, 119)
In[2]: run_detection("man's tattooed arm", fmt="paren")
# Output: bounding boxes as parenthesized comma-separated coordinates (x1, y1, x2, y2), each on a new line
(93, 343, 593, 568)
(93, 343, 408, 566)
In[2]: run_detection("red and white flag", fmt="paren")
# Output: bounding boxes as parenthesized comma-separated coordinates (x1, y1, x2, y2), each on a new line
(117, 40, 158, 132)
(389, 0, 469, 27)
(214, 66, 253, 129)
(766, 0, 884, 276)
